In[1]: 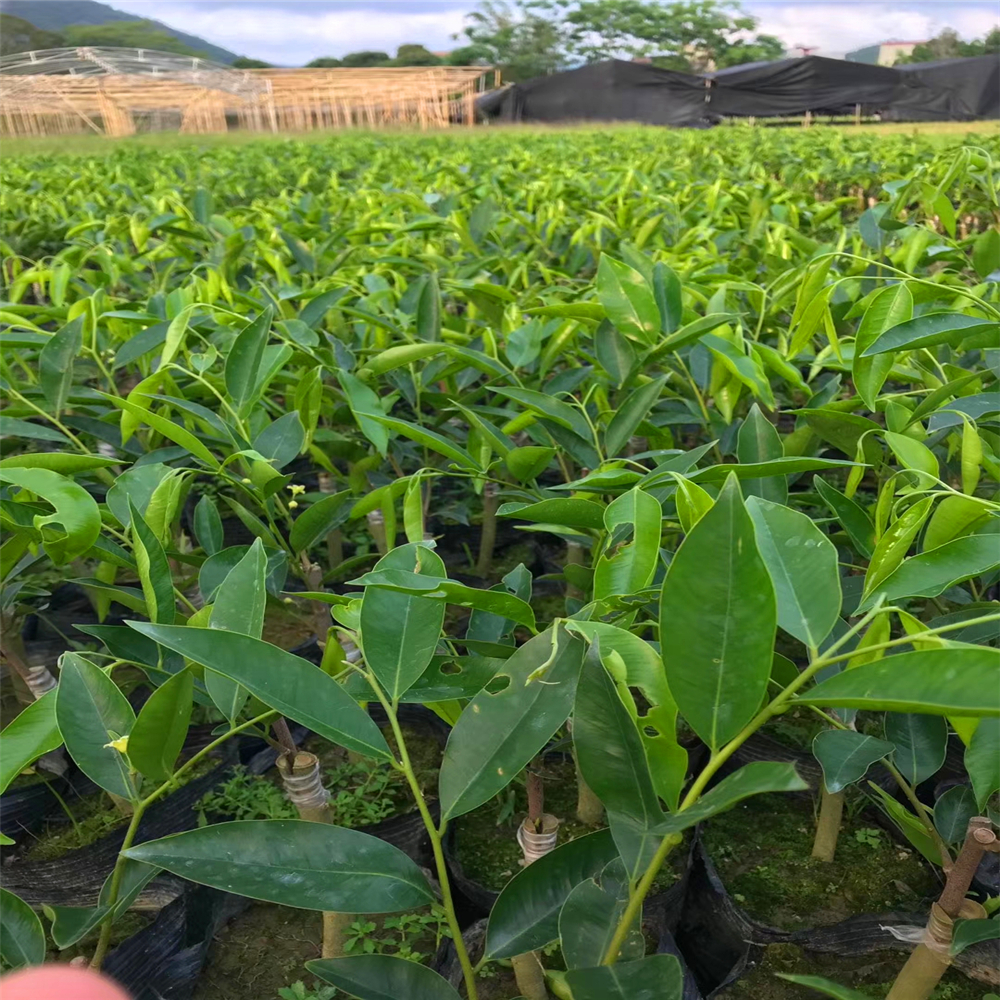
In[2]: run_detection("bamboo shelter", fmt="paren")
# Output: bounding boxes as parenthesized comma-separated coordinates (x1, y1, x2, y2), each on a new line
(0, 48, 495, 138)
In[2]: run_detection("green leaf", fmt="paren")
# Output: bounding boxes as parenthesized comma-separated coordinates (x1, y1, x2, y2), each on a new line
(225, 309, 273, 414)
(193, 494, 224, 555)
(55, 652, 136, 799)
(338, 372, 389, 456)
(574, 640, 663, 829)
(966, 717, 1000, 809)
(656, 761, 807, 834)
(0, 690, 62, 795)
(923, 494, 992, 552)
(0, 417, 70, 443)
(597, 254, 661, 345)
(127, 669, 194, 782)
(862, 496, 934, 600)
(605, 376, 667, 458)
(883, 431, 939, 481)
(737, 404, 786, 504)
(205, 538, 266, 720)
(746, 497, 841, 648)
(566, 620, 684, 810)
(309, 955, 460, 1000)
(0, 888, 46, 969)
(593, 488, 661, 601)
(657, 313, 741, 354)
(289, 490, 352, 553)
(858, 529, 1000, 611)
(853, 284, 913, 409)
(254, 412, 304, 470)
(130, 500, 175, 625)
(415, 271, 442, 342)
(660, 474, 776, 751)
(350, 569, 535, 630)
(775, 974, 875, 999)
(359, 544, 447, 700)
(595, 321, 637, 386)
(972, 228, 1000, 280)
(505, 446, 556, 483)
(814, 476, 875, 559)
(812, 730, 893, 794)
(703, 333, 774, 408)
(560, 874, 641, 970)
(128, 624, 391, 759)
(653, 262, 682, 334)
(369, 413, 477, 470)
(485, 829, 617, 959)
(860, 313, 998, 356)
(124, 820, 432, 912)
(0, 453, 119, 474)
(439, 625, 585, 821)
(99, 393, 219, 468)
(934, 784, 978, 845)
(39, 316, 83, 417)
(885, 712, 948, 785)
(0, 466, 100, 565)
(494, 387, 593, 441)
(565, 953, 683, 1000)
(686, 457, 858, 484)
(868, 781, 942, 864)
(798, 648, 1000, 716)
(952, 918, 999, 956)
(498, 498, 605, 531)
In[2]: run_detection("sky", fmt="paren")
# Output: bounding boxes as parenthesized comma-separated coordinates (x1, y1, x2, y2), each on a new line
(105, 0, 1000, 65)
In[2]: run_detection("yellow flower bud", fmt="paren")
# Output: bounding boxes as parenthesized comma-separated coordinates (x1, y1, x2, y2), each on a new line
(103, 736, 129, 754)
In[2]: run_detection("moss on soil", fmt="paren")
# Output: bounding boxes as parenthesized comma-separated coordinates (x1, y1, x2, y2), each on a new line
(191, 902, 446, 1000)
(454, 757, 686, 895)
(23, 754, 221, 862)
(263, 601, 315, 650)
(701, 792, 941, 931)
(719, 943, 986, 999)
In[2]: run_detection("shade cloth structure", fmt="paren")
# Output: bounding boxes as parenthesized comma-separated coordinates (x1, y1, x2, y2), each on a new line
(707, 55, 905, 117)
(477, 60, 713, 126)
(883, 55, 1000, 121)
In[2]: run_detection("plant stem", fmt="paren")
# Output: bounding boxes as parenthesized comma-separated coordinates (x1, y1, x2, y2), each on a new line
(601, 832, 683, 964)
(363, 674, 478, 1000)
(811, 787, 845, 862)
(475, 482, 499, 579)
(90, 710, 276, 969)
(602, 605, 893, 966)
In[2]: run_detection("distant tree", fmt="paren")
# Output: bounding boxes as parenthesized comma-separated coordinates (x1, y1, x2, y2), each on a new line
(62, 20, 207, 57)
(0, 13, 64, 55)
(232, 56, 272, 68)
(394, 43, 442, 65)
(714, 32, 784, 68)
(556, 0, 782, 71)
(459, 0, 568, 81)
(898, 25, 999, 63)
(340, 50, 391, 67)
(445, 43, 494, 65)
(306, 56, 342, 67)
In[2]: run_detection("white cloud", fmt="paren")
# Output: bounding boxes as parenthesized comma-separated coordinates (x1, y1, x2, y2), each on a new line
(747, 2, 999, 57)
(110, 1, 470, 63)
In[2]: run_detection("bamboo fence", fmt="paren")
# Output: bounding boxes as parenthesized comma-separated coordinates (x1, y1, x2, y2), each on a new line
(0, 48, 494, 138)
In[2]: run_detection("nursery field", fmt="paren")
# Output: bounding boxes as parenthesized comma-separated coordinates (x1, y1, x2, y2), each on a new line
(1, 126, 999, 1000)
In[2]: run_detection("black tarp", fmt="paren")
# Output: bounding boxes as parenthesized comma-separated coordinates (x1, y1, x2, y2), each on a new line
(707, 55, 905, 117)
(476, 60, 713, 126)
(884, 55, 1000, 120)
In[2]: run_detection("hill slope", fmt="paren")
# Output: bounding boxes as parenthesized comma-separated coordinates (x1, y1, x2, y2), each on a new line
(0, 0, 239, 63)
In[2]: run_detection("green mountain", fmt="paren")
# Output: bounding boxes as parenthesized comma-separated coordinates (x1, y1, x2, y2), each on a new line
(0, 0, 240, 64)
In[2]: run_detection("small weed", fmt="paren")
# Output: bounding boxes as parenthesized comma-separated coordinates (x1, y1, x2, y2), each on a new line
(343, 905, 452, 964)
(854, 828, 884, 849)
(325, 758, 406, 828)
(277, 982, 336, 1000)
(195, 766, 298, 824)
